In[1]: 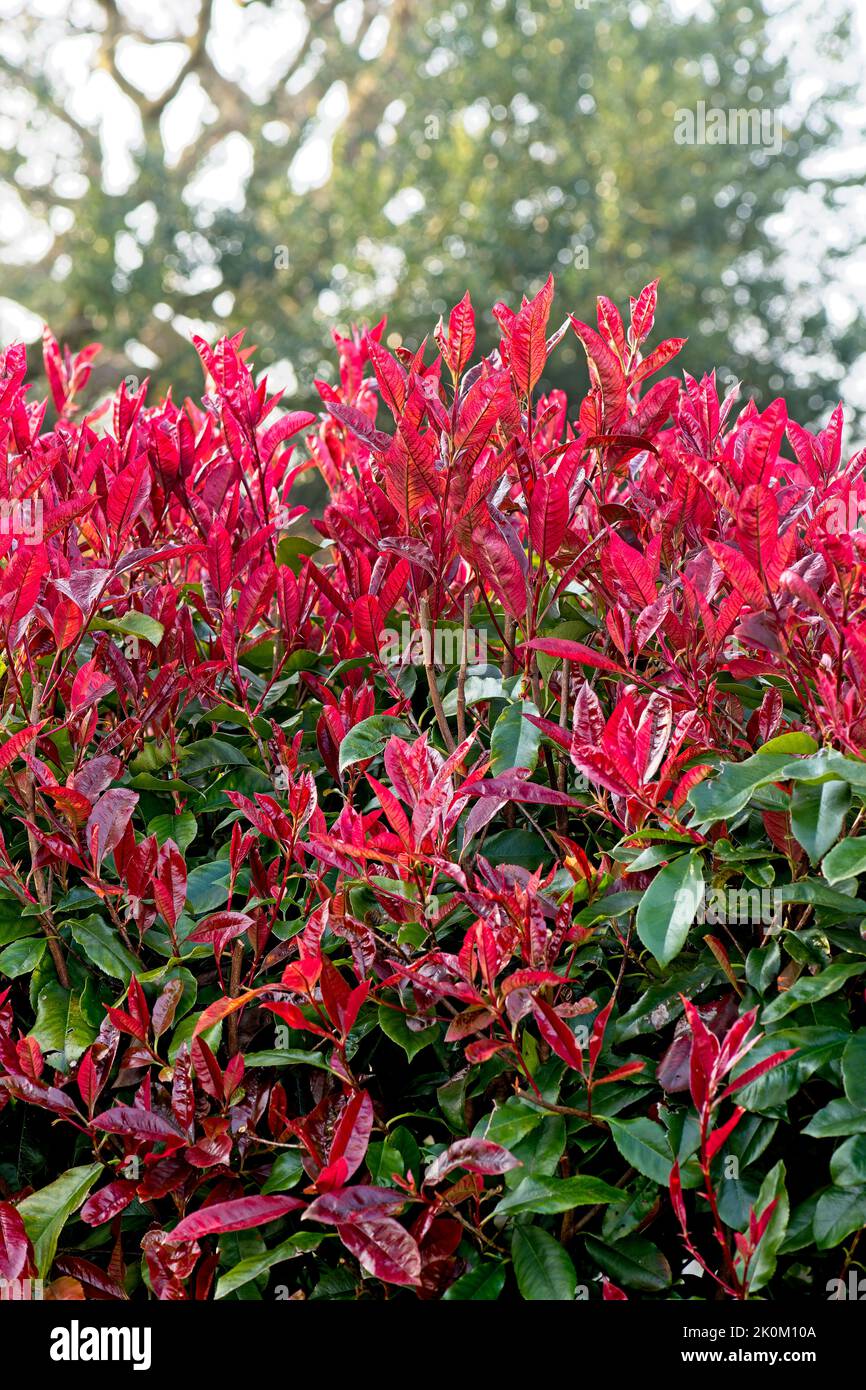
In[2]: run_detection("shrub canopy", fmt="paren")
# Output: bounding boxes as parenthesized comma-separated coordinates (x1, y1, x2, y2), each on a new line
(1, 279, 866, 1300)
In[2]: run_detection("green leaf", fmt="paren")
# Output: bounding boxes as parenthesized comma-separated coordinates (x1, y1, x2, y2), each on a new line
(29, 980, 100, 1066)
(511, 1226, 576, 1301)
(338, 715, 408, 772)
(758, 732, 818, 755)
(377, 1003, 438, 1060)
(215, 1233, 322, 1298)
(186, 860, 231, 915)
(614, 963, 720, 1041)
(179, 738, 250, 775)
(0, 918, 38, 948)
(771, 879, 866, 913)
(489, 700, 540, 776)
(261, 1152, 305, 1194)
(688, 753, 792, 823)
(17, 1163, 103, 1278)
(148, 811, 198, 852)
(495, 1174, 621, 1216)
(823, 836, 866, 885)
(814, 1185, 866, 1250)
(241, 1049, 330, 1070)
(584, 1233, 671, 1292)
(275, 535, 320, 571)
(744, 1160, 788, 1292)
(481, 827, 552, 870)
(0, 935, 46, 978)
(483, 1097, 545, 1148)
(635, 852, 704, 966)
(803, 1098, 866, 1138)
(830, 1136, 866, 1188)
(607, 1116, 672, 1186)
(761, 960, 866, 1024)
(366, 1136, 406, 1186)
(572, 890, 643, 929)
(842, 1032, 866, 1109)
(602, 1180, 661, 1242)
(778, 750, 866, 789)
(506, 1116, 566, 1183)
(790, 780, 851, 864)
(96, 611, 165, 647)
(442, 1262, 506, 1300)
(780, 1192, 823, 1254)
(442, 670, 504, 717)
(69, 915, 141, 983)
(169, 1012, 221, 1062)
(745, 941, 781, 996)
(438, 1072, 470, 1134)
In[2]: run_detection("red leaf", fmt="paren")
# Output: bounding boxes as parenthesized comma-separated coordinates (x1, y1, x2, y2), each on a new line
(92, 1106, 186, 1145)
(86, 788, 138, 874)
(569, 317, 628, 426)
(742, 398, 787, 487)
(328, 1090, 374, 1182)
(304, 1186, 406, 1225)
(1, 543, 48, 635)
(192, 986, 269, 1039)
(719, 1049, 798, 1101)
(603, 1277, 629, 1300)
(352, 594, 384, 655)
(529, 474, 569, 560)
(735, 484, 778, 581)
(511, 274, 554, 396)
(423, 1138, 520, 1185)
(705, 1106, 746, 1161)
(80, 1180, 138, 1227)
(0, 722, 47, 771)
(236, 561, 276, 635)
(630, 337, 687, 386)
(467, 773, 579, 807)
(152, 839, 187, 931)
(532, 997, 585, 1073)
(706, 540, 766, 608)
(71, 659, 115, 714)
(445, 291, 476, 377)
(186, 911, 255, 946)
(525, 636, 628, 676)
(0, 1201, 31, 1281)
(629, 279, 659, 345)
(337, 1216, 421, 1286)
(206, 521, 233, 608)
(107, 455, 150, 537)
(170, 1195, 304, 1242)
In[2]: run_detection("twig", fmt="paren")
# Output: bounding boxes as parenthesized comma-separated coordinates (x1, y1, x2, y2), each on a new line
(556, 657, 570, 835)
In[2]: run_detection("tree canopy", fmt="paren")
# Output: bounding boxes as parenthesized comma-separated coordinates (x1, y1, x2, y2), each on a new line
(0, 0, 860, 423)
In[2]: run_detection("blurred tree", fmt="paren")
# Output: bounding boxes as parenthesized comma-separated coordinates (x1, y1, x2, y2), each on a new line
(0, 0, 861, 426)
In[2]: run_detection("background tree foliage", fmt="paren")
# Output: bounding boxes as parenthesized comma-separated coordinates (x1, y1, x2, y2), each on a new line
(0, 0, 861, 423)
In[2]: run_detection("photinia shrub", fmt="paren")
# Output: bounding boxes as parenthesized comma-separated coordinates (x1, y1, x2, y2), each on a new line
(1, 277, 866, 1302)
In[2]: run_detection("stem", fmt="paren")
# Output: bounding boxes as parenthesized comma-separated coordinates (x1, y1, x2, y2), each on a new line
(556, 657, 570, 835)
(419, 596, 456, 753)
(456, 590, 471, 745)
(25, 684, 70, 988)
(227, 940, 244, 1056)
